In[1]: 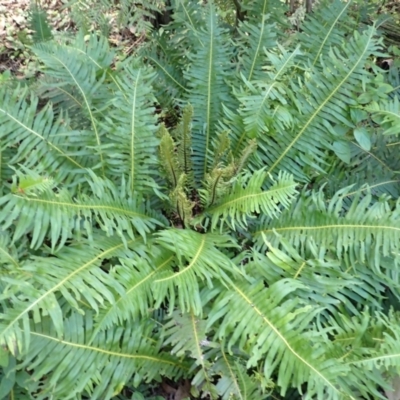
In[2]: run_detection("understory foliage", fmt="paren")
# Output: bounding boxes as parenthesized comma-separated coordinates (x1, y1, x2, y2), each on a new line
(1, 0, 400, 399)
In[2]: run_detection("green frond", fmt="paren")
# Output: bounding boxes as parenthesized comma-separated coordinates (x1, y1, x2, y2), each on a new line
(255, 187, 400, 270)
(92, 249, 175, 337)
(0, 232, 20, 271)
(183, 2, 236, 181)
(105, 64, 159, 192)
(367, 97, 400, 135)
(32, 42, 110, 176)
(252, 241, 384, 314)
(174, 104, 194, 184)
(21, 313, 186, 400)
(264, 27, 382, 179)
(0, 235, 146, 355)
(169, 174, 195, 227)
(0, 87, 94, 186)
(154, 229, 237, 314)
(205, 170, 297, 230)
(232, 45, 301, 149)
(242, 0, 288, 28)
(236, 11, 277, 81)
(164, 311, 218, 397)
(0, 170, 162, 250)
(28, 4, 53, 43)
(297, 0, 355, 66)
(159, 124, 181, 188)
(209, 279, 349, 398)
(214, 351, 270, 399)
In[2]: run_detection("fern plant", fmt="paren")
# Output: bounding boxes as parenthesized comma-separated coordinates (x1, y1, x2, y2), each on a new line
(1, 0, 400, 399)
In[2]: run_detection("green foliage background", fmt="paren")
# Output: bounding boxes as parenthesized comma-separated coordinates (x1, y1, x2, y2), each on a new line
(1, 0, 400, 399)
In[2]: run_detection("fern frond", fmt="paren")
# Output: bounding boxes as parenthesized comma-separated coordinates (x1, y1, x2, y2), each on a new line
(232, 45, 301, 148)
(0, 171, 162, 250)
(28, 4, 53, 43)
(236, 11, 277, 81)
(33, 42, 109, 176)
(154, 229, 237, 314)
(174, 104, 194, 184)
(297, 0, 355, 66)
(105, 64, 159, 192)
(205, 170, 297, 230)
(0, 235, 146, 355)
(264, 27, 382, 179)
(209, 279, 350, 398)
(164, 311, 218, 397)
(184, 2, 235, 181)
(21, 312, 186, 399)
(214, 350, 271, 399)
(200, 164, 235, 209)
(367, 97, 400, 135)
(91, 249, 175, 338)
(169, 174, 195, 227)
(0, 87, 94, 187)
(159, 124, 180, 188)
(255, 187, 400, 270)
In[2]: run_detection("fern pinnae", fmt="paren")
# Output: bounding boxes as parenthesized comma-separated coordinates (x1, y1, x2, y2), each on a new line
(205, 5, 215, 179)
(311, 0, 353, 66)
(246, 0, 269, 81)
(175, 104, 194, 183)
(0, 237, 140, 354)
(47, 53, 105, 176)
(159, 125, 180, 188)
(220, 349, 244, 400)
(267, 27, 378, 176)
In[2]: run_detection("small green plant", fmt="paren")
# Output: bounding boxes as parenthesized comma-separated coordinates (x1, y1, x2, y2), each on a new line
(1, 1, 400, 399)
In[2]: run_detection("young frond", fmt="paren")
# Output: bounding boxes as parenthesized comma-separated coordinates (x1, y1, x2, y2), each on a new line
(174, 103, 194, 182)
(159, 124, 181, 188)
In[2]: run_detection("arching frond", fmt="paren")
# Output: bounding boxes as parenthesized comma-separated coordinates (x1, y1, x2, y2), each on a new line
(0, 87, 94, 187)
(163, 311, 218, 397)
(0, 235, 147, 354)
(92, 249, 175, 338)
(367, 97, 400, 135)
(154, 229, 237, 314)
(263, 27, 381, 179)
(183, 2, 236, 181)
(105, 64, 160, 192)
(235, 13, 277, 81)
(0, 170, 163, 250)
(297, 0, 355, 66)
(21, 313, 187, 400)
(205, 170, 297, 230)
(209, 279, 350, 398)
(255, 188, 400, 270)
